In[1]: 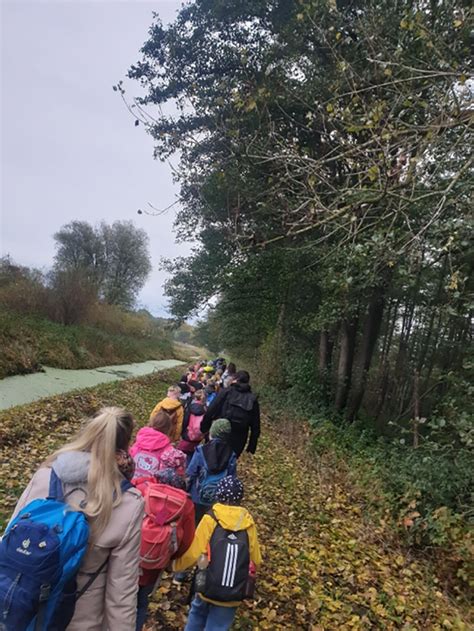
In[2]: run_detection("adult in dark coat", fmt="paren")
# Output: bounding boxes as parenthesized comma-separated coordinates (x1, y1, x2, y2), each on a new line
(200, 370, 260, 457)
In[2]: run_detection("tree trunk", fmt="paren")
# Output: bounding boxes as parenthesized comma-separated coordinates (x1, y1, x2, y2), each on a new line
(416, 309, 436, 372)
(422, 309, 444, 391)
(346, 288, 386, 422)
(417, 259, 446, 373)
(374, 300, 398, 423)
(335, 317, 358, 412)
(412, 369, 421, 448)
(318, 331, 332, 375)
(319, 330, 335, 403)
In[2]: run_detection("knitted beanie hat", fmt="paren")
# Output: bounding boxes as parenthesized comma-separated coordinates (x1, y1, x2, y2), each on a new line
(214, 475, 244, 505)
(156, 467, 186, 491)
(210, 418, 231, 439)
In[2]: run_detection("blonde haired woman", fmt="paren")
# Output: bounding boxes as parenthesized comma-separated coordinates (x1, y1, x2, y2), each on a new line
(9, 407, 144, 630)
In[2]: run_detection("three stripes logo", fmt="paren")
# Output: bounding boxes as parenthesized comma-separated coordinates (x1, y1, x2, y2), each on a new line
(221, 541, 239, 588)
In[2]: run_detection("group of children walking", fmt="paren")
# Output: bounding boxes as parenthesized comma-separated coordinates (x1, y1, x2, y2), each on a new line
(0, 360, 261, 631)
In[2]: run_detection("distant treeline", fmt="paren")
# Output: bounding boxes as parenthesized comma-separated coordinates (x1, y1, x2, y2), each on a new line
(0, 220, 176, 376)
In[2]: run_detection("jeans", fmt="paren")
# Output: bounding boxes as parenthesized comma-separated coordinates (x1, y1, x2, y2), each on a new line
(185, 595, 237, 631)
(136, 583, 155, 631)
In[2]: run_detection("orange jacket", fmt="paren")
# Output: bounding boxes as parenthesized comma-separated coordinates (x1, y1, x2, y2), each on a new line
(150, 397, 184, 443)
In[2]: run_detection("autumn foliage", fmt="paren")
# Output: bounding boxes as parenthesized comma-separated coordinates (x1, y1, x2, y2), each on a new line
(0, 371, 471, 629)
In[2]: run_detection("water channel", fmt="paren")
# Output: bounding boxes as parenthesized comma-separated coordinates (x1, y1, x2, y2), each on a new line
(0, 359, 185, 410)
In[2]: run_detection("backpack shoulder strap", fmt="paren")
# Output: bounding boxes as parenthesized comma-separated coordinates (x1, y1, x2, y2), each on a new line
(208, 508, 218, 523)
(76, 557, 109, 601)
(48, 468, 64, 501)
(120, 478, 133, 493)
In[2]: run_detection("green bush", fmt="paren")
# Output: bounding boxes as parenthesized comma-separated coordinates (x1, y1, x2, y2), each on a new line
(258, 375, 473, 592)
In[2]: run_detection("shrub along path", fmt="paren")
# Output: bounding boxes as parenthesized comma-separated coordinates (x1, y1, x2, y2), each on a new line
(0, 373, 470, 630)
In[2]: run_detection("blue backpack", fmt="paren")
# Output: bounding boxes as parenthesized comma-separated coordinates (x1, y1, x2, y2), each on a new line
(0, 470, 127, 631)
(198, 463, 228, 506)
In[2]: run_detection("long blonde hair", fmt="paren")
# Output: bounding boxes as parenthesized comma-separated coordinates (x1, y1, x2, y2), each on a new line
(45, 407, 134, 537)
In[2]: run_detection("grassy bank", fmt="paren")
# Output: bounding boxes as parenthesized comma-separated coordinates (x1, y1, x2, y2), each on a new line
(0, 368, 181, 530)
(0, 311, 174, 378)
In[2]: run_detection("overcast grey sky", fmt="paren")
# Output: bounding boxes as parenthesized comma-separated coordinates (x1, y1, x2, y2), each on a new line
(1, 0, 189, 316)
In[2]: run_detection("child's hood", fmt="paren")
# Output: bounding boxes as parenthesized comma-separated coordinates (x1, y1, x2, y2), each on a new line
(160, 397, 182, 411)
(212, 503, 255, 531)
(189, 400, 205, 415)
(132, 427, 171, 451)
(52, 450, 90, 484)
(201, 439, 233, 474)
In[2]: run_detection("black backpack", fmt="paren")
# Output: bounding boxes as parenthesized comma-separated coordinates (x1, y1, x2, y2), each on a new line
(203, 511, 250, 602)
(221, 389, 255, 428)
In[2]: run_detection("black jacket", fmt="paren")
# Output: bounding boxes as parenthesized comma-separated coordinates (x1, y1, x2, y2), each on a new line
(201, 383, 261, 456)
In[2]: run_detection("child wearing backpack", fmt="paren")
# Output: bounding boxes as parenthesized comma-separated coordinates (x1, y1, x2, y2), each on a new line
(205, 382, 218, 407)
(177, 388, 207, 464)
(149, 385, 184, 442)
(133, 468, 195, 631)
(186, 419, 237, 525)
(1, 407, 144, 631)
(130, 411, 186, 481)
(173, 476, 261, 631)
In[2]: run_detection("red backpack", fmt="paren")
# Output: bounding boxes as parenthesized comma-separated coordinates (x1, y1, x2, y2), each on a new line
(140, 482, 188, 571)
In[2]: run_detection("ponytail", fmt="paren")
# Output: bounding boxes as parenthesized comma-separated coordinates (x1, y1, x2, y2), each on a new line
(45, 407, 134, 538)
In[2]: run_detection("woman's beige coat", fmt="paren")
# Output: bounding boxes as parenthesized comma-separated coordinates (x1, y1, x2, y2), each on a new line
(10, 452, 144, 631)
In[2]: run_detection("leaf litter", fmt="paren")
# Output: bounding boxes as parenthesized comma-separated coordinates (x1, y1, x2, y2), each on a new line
(0, 373, 471, 630)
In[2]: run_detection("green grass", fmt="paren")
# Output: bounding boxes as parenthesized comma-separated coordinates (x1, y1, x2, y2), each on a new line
(0, 310, 174, 378)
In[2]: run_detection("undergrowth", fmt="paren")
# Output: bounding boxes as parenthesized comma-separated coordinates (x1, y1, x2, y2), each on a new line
(259, 380, 473, 600)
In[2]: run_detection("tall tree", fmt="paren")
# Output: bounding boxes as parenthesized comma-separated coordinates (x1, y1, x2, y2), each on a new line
(54, 220, 151, 308)
(54, 221, 105, 286)
(128, 0, 472, 423)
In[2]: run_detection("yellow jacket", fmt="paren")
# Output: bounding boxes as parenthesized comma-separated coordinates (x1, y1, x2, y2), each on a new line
(173, 503, 262, 607)
(149, 397, 184, 443)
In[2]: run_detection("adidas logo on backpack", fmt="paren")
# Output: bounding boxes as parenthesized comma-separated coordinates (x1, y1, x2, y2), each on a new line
(202, 511, 250, 602)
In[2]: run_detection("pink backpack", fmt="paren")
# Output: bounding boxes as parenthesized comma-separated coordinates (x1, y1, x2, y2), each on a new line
(132, 444, 182, 480)
(187, 411, 205, 442)
(140, 482, 188, 570)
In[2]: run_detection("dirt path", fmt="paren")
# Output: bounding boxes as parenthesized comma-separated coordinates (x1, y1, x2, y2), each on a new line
(0, 373, 469, 630)
(150, 419, 470, 631)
